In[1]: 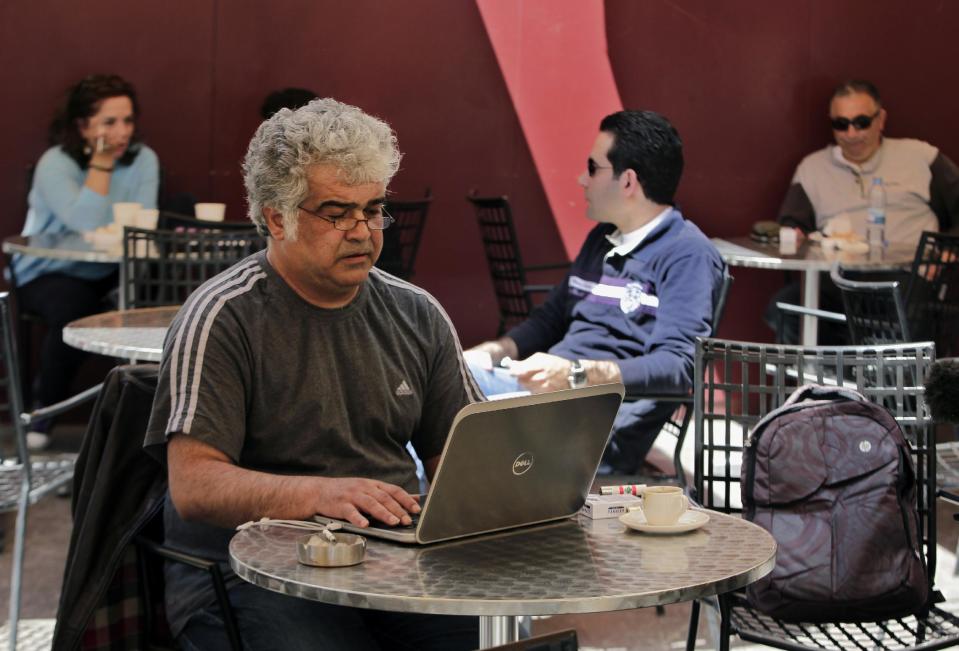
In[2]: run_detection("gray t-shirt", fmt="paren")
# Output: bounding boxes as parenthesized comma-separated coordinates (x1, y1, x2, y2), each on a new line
(144, 249, 481, 634)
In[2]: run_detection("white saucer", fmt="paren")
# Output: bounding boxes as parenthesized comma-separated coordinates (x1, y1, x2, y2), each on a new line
(619, 509, 710, 534)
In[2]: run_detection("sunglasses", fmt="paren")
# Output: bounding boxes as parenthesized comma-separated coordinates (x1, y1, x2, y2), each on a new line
(830, 110, 880, 132)
(587, 158, 612, 176)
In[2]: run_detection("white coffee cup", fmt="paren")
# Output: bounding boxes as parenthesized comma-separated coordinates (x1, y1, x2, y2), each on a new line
(779, 226, 798, 255)
(642, 486, 689, 526)
(195, 202, 226, 222)
(112, 202, 142, 228)
(135, 208, 159, 230)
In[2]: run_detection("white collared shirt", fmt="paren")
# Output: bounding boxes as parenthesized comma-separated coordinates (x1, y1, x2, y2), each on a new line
(603, 207, 671, 260)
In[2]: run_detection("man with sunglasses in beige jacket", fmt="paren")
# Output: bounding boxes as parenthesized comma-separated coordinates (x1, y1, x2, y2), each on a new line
(768, 79, 959, 344)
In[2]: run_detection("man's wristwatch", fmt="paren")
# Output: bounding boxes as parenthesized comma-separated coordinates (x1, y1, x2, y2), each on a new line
(567, 360, 588, 389)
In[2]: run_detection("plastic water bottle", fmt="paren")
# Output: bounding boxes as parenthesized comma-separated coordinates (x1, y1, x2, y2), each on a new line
(867, 177, 886, 248)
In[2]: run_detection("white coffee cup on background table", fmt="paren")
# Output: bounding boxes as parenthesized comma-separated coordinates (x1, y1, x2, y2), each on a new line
(195, 202, 226, 222)
(112, 202, 142, 228)
(641, 485, 689, 526)
(135, 208, 159, 230)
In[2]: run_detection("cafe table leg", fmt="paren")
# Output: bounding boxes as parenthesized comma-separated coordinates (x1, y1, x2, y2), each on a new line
(801, 270, 820, 347)
(479, 615, 519, 647)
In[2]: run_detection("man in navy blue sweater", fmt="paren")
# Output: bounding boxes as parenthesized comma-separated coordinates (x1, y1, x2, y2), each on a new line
(467, 110, 724, 474)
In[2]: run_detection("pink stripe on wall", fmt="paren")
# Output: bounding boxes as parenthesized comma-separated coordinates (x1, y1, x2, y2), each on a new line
(476, 0, 623, 258)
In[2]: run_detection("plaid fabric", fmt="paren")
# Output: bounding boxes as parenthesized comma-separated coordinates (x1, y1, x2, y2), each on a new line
(80, 545, 148, 650)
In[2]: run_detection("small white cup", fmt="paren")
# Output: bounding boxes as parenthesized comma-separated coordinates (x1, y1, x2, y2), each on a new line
(135, 208, 159, 230)
(195, 202, 226, 222)
(779, 226, 798, 255)
(112, 202, 142, 228)
(642, 486, 688, 526)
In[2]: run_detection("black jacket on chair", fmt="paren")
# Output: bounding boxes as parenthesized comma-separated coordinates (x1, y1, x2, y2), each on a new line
(53, 364, 164, 651)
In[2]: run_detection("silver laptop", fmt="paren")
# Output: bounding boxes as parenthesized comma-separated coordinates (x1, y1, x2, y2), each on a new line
(314, 383, 624, 544)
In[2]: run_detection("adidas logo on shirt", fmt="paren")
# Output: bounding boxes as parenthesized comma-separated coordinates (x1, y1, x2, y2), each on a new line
(395, 380, 413, 397)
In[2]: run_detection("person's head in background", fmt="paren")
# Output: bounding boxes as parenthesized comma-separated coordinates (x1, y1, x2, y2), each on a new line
(830, 79, 886, 165)
(50, 74, 141, 168)
(260, 87, 319, 119)
(578, 109, 683, 230)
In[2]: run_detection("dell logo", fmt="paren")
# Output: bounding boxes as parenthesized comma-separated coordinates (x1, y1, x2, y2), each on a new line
(512, 452, 534, 475)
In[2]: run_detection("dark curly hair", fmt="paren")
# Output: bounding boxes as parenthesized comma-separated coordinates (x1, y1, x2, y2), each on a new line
(49, 74, 142, 168)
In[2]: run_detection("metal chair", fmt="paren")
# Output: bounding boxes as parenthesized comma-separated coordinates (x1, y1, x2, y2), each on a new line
(686, 338, 959, 651)
(467, 194, 570, 336)
(120, 226, 267, 309)
(833, 269, 911, 345)
(485, 629, 578, 650)
(156, 211, 262, 233)
(375, 191, 432, 280)
(0, 292, 101, 651)
(905, 231, 959, 356)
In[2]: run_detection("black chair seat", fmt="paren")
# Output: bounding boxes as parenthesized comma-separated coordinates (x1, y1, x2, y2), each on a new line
(727, 591, 959, 651)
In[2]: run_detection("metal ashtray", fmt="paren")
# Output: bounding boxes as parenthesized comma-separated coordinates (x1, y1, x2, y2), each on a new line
(296, 532, 366, 567)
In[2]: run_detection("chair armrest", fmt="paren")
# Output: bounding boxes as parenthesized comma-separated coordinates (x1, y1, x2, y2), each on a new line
(624, 392, 692, 403)
(775, 301, 847, 324)
(135, 534, 243, 650)
(523, 262, 570, 273)
(938, 489, 959, 522)
(20, 382, 103, 428)
(937, 488, 959, 508)
(522, 284, 555, 294)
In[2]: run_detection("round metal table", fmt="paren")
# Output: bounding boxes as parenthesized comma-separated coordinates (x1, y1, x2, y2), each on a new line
(713, 236, 915, 346)
(3, 232, 122, 263)
(230, 512, 776, 648)
(62, 306, 176, 362)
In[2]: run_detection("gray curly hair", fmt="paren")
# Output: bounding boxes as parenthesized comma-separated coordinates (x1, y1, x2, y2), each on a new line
(243, 98, 401, 238)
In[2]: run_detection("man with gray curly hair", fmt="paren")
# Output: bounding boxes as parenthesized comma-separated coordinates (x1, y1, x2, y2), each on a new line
(145, 98, 481, 649)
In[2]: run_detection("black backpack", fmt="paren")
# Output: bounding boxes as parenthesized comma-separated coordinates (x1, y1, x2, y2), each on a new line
(741, 384, 928, 622)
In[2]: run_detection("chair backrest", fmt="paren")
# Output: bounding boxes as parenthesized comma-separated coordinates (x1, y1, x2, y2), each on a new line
(467, 194, 535, 333)
(375, 192, 432, 279)
(693, 338, 937, 575)
(120, 227, 267, 309)
(712, 268, 734, 335)
(906, 230, 959, 355)
(156, 211, 261, 232)
(830, 266, 911, 344)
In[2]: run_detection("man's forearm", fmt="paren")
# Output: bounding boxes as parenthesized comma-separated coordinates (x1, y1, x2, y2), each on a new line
(470, 337, 518, 364)
(170, 453, 325, 528)
(582, 359, 622, 386)
(168, 435, 421, 529)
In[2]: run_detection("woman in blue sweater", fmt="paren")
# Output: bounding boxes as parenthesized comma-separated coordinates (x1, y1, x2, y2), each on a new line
(13, 74, 159, 448)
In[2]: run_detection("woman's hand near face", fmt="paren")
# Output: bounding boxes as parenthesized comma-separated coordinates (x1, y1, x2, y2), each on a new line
(88, 125, 116, 169)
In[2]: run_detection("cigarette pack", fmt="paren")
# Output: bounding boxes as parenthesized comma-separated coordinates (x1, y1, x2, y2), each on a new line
(579, 493, 641, 519)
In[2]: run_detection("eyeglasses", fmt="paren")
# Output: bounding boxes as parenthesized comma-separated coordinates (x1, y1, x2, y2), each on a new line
(297, 203, 395, 231)
(587, 159, 612, 177)
(830, 110, 880, 132)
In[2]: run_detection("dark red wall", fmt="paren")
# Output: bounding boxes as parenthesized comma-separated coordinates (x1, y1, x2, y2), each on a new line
(2, 1, 957, 346)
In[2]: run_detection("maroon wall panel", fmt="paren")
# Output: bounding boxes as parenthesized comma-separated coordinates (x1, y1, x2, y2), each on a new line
(2, 1, 958, 349)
